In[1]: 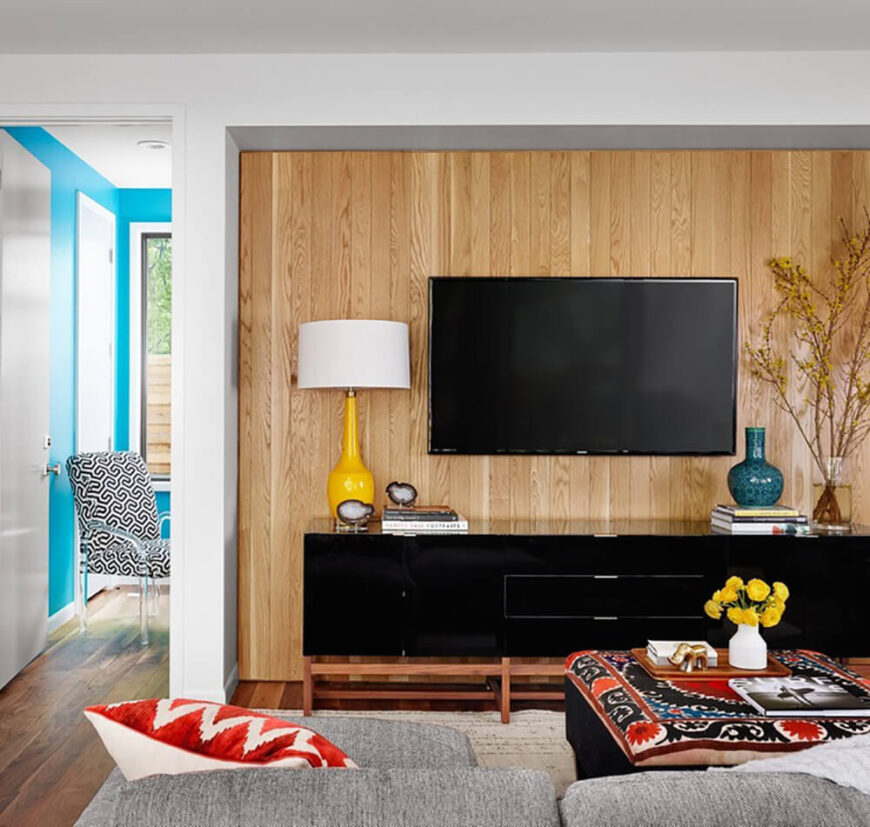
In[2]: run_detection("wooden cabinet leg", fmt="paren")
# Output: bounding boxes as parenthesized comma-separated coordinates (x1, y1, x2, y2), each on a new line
(501, 657, 511, 723)
(302, 656, 313, 716)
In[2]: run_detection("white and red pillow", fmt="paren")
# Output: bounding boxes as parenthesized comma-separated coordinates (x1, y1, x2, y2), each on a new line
(84, 698, 356, 780)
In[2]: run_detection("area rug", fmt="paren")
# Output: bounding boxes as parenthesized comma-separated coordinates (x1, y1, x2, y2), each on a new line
(262, 708, 576, 795)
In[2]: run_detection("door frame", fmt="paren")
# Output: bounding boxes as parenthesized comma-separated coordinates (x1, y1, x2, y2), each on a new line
(75, 191, 117, 455)
(0, 106, 185, 699)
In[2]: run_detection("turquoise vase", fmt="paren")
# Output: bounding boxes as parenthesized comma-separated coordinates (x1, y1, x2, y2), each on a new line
(727, 427, 783, 507)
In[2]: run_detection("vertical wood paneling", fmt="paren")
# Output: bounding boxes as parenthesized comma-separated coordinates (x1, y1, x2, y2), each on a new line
(569, 152, 592, 520)
(629, 153, 652, 520)
(286, 152, 312, 680)
(240, 150, 870, 680)
(589, 152, 612, 521)
(239, 152, 274, 677)
(649, 152, 672, 517)
(509, 153, 531, 522)
(609, 153, 632, 519)
(489, 153, 512, 520)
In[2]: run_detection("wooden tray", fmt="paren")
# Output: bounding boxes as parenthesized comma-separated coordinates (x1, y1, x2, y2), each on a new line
(631, 648, 792, 681)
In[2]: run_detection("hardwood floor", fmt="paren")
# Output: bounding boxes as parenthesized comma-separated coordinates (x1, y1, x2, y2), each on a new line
(0, 586, 169, 827)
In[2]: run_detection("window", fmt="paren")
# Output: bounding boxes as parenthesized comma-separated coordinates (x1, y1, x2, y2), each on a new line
(141, 232, 171, 477)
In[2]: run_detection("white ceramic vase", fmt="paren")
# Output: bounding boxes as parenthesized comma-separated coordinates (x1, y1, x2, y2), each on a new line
(728, 623, 767, 670)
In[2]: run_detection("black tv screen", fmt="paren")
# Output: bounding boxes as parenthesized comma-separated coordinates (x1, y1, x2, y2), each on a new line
(428, 277, 737, 455)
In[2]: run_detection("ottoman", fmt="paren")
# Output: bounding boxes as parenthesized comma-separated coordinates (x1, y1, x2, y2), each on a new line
(565, 649, 870, 778)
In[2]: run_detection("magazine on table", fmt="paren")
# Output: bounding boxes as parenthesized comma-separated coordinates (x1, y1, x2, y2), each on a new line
(729, 676, 870, 717)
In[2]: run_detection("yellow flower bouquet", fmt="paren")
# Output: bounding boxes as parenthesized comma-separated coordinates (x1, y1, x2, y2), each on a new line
(704, 576, 788, 628)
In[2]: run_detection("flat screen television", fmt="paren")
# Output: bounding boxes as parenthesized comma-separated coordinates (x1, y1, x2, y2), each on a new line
(428, 277, 737, 455)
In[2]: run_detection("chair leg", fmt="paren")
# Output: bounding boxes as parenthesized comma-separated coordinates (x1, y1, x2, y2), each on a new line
(78, 564, 88, 633)
(139, 575, 150, 646)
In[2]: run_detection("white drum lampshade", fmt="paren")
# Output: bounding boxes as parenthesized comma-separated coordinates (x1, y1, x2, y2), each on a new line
(297, 319, 410, 518)
(297, 320, 410, 390)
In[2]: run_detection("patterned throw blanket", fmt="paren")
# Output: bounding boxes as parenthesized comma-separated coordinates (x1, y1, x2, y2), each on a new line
(728, 733, 870, 796)
(565, 650, 870, 769)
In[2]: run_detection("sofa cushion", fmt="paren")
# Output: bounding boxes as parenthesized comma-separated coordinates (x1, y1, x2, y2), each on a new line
(558, 770, 870, 827)
(84, 700, 356, 780)
(77, 717, 477, 826)
(76, 768, 559, 827)
(268, 715, 478, 769)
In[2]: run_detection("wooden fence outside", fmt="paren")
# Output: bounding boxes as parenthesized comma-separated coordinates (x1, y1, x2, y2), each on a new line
(146, 354, 171, 476)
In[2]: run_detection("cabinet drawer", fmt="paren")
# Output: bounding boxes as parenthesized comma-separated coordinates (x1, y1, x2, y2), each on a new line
(504, 573, 707, 619)
(506, 617, 708, 657)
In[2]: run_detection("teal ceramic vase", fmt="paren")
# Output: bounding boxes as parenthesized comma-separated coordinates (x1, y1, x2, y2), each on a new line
(727, 427, 783, 507)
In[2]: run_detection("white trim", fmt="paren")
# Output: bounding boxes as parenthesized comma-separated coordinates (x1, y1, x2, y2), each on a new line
(129, 221, 172, 458)
(152, 478, 172, 493)
(223, 662, 239, 703)
(75, 191, 117, 454)
(47, 601, 76, 634)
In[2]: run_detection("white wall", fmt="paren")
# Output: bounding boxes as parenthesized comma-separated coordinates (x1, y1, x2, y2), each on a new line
(4, 51, 870, 700)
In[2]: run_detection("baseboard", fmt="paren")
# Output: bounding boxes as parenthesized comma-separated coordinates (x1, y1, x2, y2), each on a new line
(47, 601, 76, 634)
(180, 664, 240, 704)
(223, 662, 239, 703)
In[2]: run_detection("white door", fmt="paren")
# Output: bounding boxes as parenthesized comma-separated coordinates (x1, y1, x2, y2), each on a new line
(76, 193, 116, 597)
(76, 193, 115, 454)
(0, 131, 51, 689)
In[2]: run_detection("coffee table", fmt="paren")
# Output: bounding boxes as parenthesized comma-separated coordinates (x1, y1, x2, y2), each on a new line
(565, 649, 870, 778)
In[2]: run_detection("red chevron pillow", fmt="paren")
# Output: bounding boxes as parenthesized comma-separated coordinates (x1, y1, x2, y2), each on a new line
(84, 698, 356, 780)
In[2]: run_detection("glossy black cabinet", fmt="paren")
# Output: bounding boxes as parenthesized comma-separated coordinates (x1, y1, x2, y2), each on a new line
(303, 523, 870, 659)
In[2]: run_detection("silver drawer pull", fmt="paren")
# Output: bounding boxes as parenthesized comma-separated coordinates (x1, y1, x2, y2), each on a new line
(593, 616, 618, 621)
(593, 575, 619, 579)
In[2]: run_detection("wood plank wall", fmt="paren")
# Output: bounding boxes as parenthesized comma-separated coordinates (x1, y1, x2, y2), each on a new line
(239, 150, 870, 681)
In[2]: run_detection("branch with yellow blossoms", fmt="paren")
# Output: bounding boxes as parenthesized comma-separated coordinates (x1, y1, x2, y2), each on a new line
(746, 209, 870, 523)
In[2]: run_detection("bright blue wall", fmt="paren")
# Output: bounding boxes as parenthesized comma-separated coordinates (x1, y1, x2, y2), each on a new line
(115, 188, 172, 451)
(1, 127, 171, 615)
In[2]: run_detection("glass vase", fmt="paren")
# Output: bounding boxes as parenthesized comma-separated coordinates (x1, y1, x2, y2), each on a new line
(812, 457, 852, 533)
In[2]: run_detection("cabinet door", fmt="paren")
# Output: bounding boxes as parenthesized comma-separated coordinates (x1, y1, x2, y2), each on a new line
(303, 534, 405, 655)
(403, 536, 505, 656)
(724, 535, 870, 656)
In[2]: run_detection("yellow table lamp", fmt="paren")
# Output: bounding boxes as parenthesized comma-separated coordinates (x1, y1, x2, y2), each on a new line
(297, 320, 410, 517)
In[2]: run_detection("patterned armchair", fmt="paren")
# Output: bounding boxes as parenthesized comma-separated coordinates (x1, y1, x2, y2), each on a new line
(66, 451, 170, 645)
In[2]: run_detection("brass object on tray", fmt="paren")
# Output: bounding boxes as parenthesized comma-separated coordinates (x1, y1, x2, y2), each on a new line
(668, 643, 710, 673)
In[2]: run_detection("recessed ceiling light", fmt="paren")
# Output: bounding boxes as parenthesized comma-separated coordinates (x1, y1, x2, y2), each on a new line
(137, 139, 170, 151)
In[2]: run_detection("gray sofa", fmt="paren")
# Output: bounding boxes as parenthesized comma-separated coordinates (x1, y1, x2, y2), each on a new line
(77, 716, 870, 827)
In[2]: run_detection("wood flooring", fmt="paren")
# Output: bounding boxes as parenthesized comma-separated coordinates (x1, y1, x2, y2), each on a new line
(0, 587, 169, 827)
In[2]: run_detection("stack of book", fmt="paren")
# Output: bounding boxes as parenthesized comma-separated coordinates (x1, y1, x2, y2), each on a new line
(710, 504, 810, 535)
(381, 506, 469, 535)
(647, 640, 718, 667)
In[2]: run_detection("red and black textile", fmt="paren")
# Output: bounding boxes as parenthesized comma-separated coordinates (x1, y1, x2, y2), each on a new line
(564, 649, 870, 778)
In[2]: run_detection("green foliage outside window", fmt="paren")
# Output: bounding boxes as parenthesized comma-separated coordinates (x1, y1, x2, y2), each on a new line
(146, 236, 172, 354)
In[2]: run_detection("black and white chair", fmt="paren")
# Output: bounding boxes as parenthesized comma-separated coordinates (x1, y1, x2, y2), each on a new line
(66, 451, 170, 645)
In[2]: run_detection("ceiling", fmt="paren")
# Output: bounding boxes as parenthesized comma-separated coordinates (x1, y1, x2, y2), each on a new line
(45, 123, 172, 189)
(1, 1, 869, 53)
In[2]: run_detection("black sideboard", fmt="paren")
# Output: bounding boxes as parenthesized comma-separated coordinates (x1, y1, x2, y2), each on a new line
(304, 520, 870, 660)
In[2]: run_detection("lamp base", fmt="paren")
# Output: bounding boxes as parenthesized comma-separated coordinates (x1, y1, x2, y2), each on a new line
(327, 468, 374, 518)
(327, 389, 375, 517)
